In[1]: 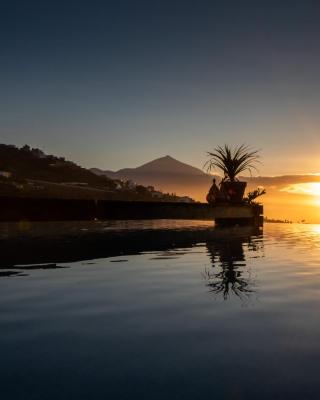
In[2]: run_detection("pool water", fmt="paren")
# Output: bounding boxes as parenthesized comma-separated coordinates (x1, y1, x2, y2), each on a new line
(1, 222, 320, 399)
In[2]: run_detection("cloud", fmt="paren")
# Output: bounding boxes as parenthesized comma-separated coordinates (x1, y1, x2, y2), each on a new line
(243, 174, 320, 188)
(280, 182, 320, 196)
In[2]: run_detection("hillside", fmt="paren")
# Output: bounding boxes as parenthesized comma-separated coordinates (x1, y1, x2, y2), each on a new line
(0, 144, 116, 189)
(0, 145, 194, 202)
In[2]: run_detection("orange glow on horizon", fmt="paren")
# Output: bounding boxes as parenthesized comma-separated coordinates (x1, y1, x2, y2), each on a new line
(281, 183, 320, 207)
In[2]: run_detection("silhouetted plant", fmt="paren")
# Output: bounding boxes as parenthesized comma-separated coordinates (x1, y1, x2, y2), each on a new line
(244, 187, 266, 204)
(204, 144, 260, 182)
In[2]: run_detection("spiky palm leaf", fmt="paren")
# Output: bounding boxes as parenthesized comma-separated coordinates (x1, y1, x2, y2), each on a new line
(205, 144, 260, 181)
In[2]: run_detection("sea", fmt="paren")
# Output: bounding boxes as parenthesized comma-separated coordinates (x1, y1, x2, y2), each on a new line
(1, 220, 320, 399)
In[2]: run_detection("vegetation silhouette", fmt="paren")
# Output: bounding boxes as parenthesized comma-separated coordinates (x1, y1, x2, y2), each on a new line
(204, 144, 264, 204)
(204, 144, 260, 181)
(244, 187, 266, 204)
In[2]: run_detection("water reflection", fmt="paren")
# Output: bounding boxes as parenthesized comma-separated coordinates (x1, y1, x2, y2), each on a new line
(3, 223, 320, 400)
(0, 220, 264, 298)
(203, 230, 263, 300)
(0, 220, 262, 267)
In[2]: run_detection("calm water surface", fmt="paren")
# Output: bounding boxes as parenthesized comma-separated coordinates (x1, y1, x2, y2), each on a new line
(1, 221, 320, 399)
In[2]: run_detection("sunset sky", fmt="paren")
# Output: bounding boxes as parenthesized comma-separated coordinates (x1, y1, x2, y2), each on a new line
(2, 1, 320, 176)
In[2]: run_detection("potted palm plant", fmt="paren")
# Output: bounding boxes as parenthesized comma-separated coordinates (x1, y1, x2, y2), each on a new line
(205, 144, 260, 203)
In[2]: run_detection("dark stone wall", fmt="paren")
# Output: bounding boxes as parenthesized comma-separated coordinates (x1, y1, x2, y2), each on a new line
(0, 197, 216, 222)
(0, 197, 262, 223)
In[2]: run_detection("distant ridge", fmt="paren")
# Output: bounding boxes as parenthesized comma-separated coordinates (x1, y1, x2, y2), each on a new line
(91, 155, 212, 200)
(131, 155, 206, 176)
(92, 155, 207, 178)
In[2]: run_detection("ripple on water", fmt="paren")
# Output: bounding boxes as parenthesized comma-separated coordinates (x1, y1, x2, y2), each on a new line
(0, 222, 320, 399)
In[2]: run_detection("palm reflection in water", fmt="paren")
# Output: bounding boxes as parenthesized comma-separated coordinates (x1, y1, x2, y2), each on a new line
(203, 230, 263, 300)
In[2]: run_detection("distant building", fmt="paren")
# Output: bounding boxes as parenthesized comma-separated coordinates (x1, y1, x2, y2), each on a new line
(0, 171, 12, 179)
(152, 191, 163, 198)
(178, 196, 194, 203)
(13, 182, 24, 190)
(123, 180, 136, 190)
(63, 182, 89, 187)
(27, 182, 44, 190)
(114, 181, 123, 190)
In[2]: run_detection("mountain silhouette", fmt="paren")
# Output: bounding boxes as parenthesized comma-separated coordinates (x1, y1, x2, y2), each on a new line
(92, 156, 207, 177)
(91, 156, 212, 200)
(129, 155, 206, 175)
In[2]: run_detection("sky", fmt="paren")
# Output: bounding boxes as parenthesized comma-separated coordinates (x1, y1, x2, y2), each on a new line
(2, 1, 320, 174)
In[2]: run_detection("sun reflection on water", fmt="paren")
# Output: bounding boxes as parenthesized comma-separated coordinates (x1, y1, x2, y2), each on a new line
(311, 224, 320, 235)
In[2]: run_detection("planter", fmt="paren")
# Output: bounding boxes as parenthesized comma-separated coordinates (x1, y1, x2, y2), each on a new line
(220, 181, 247, 203)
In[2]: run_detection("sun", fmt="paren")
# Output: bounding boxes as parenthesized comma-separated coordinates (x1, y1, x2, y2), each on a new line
(300, 183, 320, 207)
(307, 183, 320, 197)
(313, 197, 320, 207)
